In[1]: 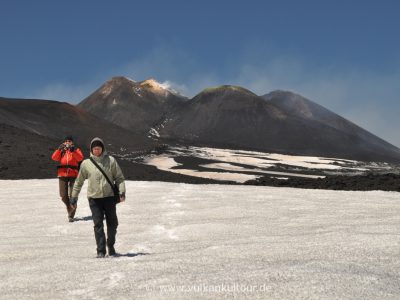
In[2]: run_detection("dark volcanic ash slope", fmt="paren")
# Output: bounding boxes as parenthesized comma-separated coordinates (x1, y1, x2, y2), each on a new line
(75, 77, 400, 163)
(0, 123, 59, 179)
(78, 76, 187, 133)
(246, 172, 400, 192)
(0, 97, 230, 182)
(262, 90, 400, 162)
(0, 123, 231, 183)
(158, 85, 291, 147)
(0, 97, 155, 152)
(157, 86, 400, 163)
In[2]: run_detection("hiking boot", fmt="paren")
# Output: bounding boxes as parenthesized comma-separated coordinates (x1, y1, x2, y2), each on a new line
(108, 246, 116, 256)
(96, 252, 106, 258)
(69, 204, 77, 218)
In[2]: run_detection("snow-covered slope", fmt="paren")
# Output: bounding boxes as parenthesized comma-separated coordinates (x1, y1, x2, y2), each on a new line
(1, 180, 399, 299)
(142, 146, 394, 183)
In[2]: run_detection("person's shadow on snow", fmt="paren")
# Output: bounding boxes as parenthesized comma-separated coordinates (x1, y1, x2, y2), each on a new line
(74, 216, 93, 222)
(112, 252, 150, 258)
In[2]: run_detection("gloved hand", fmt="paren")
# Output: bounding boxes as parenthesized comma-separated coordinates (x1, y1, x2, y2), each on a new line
(69, 197, 78, 205)
(69, 146, 75, 152)
(58, 143, 65, 151)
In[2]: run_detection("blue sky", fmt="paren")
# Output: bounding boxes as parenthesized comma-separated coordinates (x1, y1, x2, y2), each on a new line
(1, 0, 400, 146)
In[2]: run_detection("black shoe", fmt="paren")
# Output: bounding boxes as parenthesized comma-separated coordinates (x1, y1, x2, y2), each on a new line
(108, 246, 116, 256)
(96, 252, 106, 258)
(68, 217, 74, 222)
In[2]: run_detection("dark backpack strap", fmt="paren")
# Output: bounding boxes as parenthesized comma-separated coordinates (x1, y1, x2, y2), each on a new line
(89, 157, 118, 195)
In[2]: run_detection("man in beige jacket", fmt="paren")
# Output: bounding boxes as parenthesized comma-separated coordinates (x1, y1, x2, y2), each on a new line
(70, 137, 126, 258)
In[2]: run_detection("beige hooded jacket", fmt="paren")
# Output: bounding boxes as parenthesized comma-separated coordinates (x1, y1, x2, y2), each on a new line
(71, 137, 126, 199)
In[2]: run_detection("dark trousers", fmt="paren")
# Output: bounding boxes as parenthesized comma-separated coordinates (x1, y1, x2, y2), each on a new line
(59, 177, 76, 218)
(89, 197, 119, 254)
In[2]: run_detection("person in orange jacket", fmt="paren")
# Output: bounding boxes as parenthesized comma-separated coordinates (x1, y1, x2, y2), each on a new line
(51, 136, 84, 222)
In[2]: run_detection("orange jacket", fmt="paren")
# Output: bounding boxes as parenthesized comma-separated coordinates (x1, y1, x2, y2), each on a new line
(51, 148, 84, 178)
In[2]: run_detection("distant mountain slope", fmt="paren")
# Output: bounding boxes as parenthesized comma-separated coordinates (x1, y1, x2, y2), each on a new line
(74, 77, 400, 163)
(78, 77, 187, 133)
(0, 123, 59, 179)
(263, 90, 392, 144)
(0, 97, 155, 152)
(262, 90, 400, 156)
(155, 86, 400, 162)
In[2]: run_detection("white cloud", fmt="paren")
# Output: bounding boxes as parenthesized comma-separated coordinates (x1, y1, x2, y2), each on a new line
(117, 45, 220, 97)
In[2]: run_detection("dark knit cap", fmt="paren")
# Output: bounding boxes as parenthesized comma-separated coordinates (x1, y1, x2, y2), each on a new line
(91, 140, 104, 151)
(64, 136, 73, 142)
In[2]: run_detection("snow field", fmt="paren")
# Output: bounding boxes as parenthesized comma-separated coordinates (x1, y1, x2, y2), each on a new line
(0, 179, 399, 299)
